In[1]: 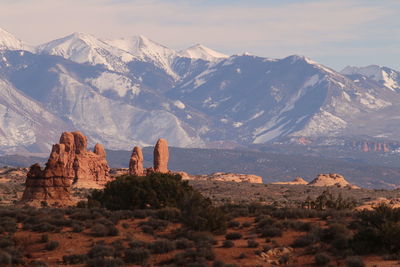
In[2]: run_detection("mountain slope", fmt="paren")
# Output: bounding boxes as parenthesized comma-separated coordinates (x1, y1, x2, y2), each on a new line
(1, 28, 400, 153)
(0, 28, 31, 51)
(170, 55, 400, 143)
(341, 65, 400, 91)
(179, 44, 228, 61)
(37, 32, 134, 72)
(105, 35, 179, 79)
(0, 50, 204, 149)
(0, 76, 71, 152)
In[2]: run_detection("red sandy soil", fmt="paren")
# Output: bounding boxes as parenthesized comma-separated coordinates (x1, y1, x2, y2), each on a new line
(11, 216, 399, 267)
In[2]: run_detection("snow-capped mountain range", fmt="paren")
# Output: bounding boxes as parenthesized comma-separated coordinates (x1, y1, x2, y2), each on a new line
(0, 27, 399, 153)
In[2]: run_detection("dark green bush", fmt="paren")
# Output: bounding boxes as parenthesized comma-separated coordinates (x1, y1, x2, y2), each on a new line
(45, 241, 59, 251)
(88, 173, 227, 233)
(351, 204, 400, 254)
(315, 253, 331, 266)
(88, 244, 115, 259)
(149, 240, 176, 254)
(128, 240, 146, 249)
(124, 248, 150, 264)
(247, 239, 259, 248)
(261, 227, 282, 237)
(222, 240, 234, 248)
(225, 232, 242, 240)
(227, 221, 240, 228)
(90, 224, 108, 237)
(0, 250, 12, 265)
(90, 223, 118, 237)
(85, 258, 124, 267)
(175, 238, 194, 249)
(39, 234, 48, 243)
(292, 234, 318, 248)
(345, 256, 365, 267)
(154, 207, 181, 222)
(63, 254, 88, 264)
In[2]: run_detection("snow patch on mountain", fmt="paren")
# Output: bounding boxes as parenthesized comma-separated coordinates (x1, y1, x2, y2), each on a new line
(295, 110, 347, 136)
(179, 44, 228, 61)
(86, 72, 140, 97)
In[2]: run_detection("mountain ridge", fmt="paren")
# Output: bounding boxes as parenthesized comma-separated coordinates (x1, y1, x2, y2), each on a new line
(0, 27, 399, 153)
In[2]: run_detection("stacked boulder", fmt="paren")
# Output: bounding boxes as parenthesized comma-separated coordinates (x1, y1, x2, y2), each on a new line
(21, 131, 111, 205)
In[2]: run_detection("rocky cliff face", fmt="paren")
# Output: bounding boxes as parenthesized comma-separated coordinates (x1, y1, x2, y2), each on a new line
(21, 163, 72, 206)
(21, 131, 111, 205)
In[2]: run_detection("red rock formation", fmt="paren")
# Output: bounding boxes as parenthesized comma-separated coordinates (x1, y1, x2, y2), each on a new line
(174, 171, 263, 183)
(129, 146, 144, 176)
(383, 143, 390, 152)
(154, 138, 169, 173)
(21, 131, 111, 205)
(362, 141, 369, 152)
(21, 163, 72, 206)
(308, 173, 359, 189)
(273, 177, 308, 185)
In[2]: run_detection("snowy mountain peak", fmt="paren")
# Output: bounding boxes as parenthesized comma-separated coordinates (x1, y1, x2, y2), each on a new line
(37, 32, 134, 71)
(104, 35, 178, 78)
(179, 44, 229, 61)
(0, 27, 30, 51)
(341, 65, 400, 91)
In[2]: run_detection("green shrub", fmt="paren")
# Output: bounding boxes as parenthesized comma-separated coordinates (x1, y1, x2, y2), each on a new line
(90, 224, 109, 237)
(0, 250, 12, 265)
(149, 240, 176, 254)
(345, 256, 365, 267)
(45, 241, 59, 251)
(351, 204, 400, 254)
(247, 239, 259, 248)
(124, 248, 150, 264)
(261, 227, 282, 237)
(175, 238, 194, 249)
(225, 232, 242, 240)
(88, 173, 226, 233)
(154, 207, 181, 222)
(86, 258, 124, 267)
(63, 254, 88, 264)
(39, 234, 48, 243)
(315, 253, 331, 266)
(292, 234, 318, 248)
(222, 240, 234, 248)
(88, 244, 115, 259)
(227, 221, 240, 228)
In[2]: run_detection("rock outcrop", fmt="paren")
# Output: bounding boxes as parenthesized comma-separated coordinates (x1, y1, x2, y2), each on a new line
(154, 138, 169, 173)
(175, 171, 263, 183)
(273, 177, 308, 185)
(21, 131, 111, 205)
(129, 146, 144, 176)
(308, 173, 359, 189)
(21, 163, 72, 206)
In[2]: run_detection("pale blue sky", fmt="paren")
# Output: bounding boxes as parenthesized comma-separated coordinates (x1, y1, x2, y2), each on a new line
(0, 0, 398, 70)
